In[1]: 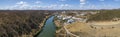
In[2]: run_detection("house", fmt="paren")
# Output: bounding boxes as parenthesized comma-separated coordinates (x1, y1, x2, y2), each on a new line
(57, 15, 63, 20)
(67, 19, 75, 24)
(62, 11, 66, 14)
(62, 17, 68, 20)
(62, 16, 72, 20)
(80, 12, 88, 16)
(72, 17, 85, 22)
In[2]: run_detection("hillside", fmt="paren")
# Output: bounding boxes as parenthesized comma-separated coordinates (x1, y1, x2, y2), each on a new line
(87, 10, 120, 21)
(0, 10, 52, 37)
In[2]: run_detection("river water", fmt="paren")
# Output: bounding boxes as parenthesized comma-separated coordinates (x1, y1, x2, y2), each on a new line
(37, 16, 56, 37)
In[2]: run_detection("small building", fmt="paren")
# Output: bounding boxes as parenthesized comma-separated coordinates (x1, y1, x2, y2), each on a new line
(62, 16, 72, 20)
(67, 19, 75, 24)
(57, 15, 63, 20)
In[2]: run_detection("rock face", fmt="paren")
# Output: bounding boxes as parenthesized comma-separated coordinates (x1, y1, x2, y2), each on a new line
(0, 10, 52, 37)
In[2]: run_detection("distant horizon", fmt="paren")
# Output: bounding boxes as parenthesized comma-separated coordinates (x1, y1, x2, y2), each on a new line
(0, 8, 119, 10)
(0, 0, 120, 10)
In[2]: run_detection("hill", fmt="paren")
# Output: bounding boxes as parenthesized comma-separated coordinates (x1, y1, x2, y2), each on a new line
(87, 10, 120, 22)
(0, 10, 52, 37)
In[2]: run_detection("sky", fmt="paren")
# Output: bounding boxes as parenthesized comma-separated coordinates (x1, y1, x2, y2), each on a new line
(0, 0, 120, 10)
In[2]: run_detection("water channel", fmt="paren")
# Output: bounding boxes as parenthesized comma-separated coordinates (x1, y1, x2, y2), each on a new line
(36, 16, 56, 37)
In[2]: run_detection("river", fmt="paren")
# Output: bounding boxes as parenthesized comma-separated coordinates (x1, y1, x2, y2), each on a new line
(36, 16, 56, 37)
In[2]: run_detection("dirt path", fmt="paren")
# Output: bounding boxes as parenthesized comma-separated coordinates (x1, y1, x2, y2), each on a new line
(64, 25, 79, 37)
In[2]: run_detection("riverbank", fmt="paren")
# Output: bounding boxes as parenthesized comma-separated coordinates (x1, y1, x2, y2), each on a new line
(21, 16, 50, 37)
(54, 16, 67, 37)
(35, 16, 56, 37)
(34, 15, 57, 37)
(33, 15, 51, 37)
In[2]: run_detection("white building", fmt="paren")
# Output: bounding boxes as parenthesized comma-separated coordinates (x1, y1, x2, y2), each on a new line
(57, 15, 63, 20)
(67, 19, 75, 24)
(62, 16, 72, 20)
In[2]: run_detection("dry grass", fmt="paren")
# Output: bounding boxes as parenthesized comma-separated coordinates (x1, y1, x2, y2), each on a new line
(65, 21, 120, 37)
(88, 21, 120, 25)
(65, 22, 92, 34)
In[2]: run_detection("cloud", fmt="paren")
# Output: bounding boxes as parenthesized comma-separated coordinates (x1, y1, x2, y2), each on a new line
(3, 1, 72, 10)
(80, 0, 85, 2)
(7, 1, 42, 10)
(45, 4, 72, 10)
(16, 1, 27, 5)
(80, 3, 86, 5)
(59, 4, 71, 9)
(79, 0, 86, 9)
(7, 1, 43, 10)
(15, 1, 29, 9)
(60, 4, 70, 7)
(59, 0, 67, 2)
(80, 0, 86, 5)
(35, 1, 42, 4)
(6, 1, 30, 10)
(47, 4, 57, 8)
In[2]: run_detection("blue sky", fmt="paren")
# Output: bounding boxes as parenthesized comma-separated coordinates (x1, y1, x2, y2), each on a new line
(0, 0, 120, 10)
